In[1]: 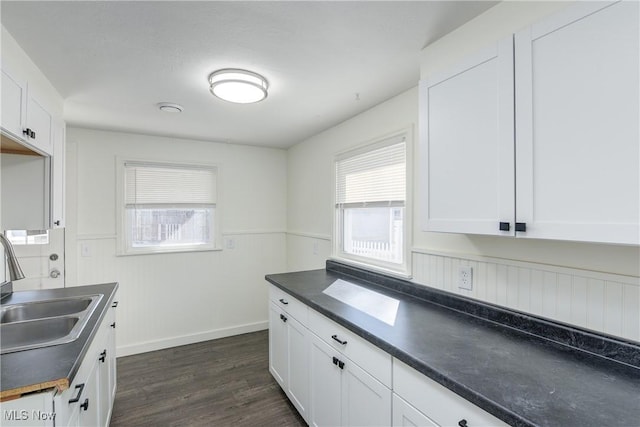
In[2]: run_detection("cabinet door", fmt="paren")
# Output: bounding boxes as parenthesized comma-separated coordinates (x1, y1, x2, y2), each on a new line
(287, 315, 309, 421)
(0, 391, 55, 426)
(25, 88, 53, 155)
(97, 342, 111, 426)
(420, 36, 514, 236)
(269, 302, 288, 388)
(392, 394, 438, 427)
(515, 1, 639, 244)
(1, 65, 26, 140)
(51, 120, 65, 228)
(341, 357, 391, 427)
(309, 334, 342, 427)
(77, 358, 100, 427)
(108, 303, 118, 402)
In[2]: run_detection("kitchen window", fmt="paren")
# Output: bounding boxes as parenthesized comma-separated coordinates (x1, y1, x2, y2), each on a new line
(117, 160, 219, 255)
(334, 134, 408, 274)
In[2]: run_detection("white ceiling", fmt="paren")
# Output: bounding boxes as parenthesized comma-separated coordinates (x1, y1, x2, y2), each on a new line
(1, 1, 497, 149)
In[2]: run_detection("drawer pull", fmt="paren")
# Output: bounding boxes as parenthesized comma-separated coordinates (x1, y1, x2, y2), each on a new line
(458, 420, 468, 427)
(69, 383, 85, 404)
(99, 349, 107, 363)
(80, 398, 89, 411)
(112, 301, 119, 308)
(279, 298, 289, 305)
(331, 334, 347, 345)
(280, 313, 288, 322)
(110, 322, 116, 328)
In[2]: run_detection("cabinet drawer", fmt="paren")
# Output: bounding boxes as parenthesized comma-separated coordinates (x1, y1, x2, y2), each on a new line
(309, 309, 391, 388)
(269, 285, 308, 325)
(393, 359, 506, 427)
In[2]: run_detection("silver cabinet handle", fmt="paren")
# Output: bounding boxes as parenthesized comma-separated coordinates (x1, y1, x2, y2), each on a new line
(50, 269, 61, 279)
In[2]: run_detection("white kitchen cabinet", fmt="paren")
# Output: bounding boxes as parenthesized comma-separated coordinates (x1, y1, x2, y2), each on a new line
(107, 301, 118, 403)
(268, 286, 310, 422)
(1, 65, 27, 141)
(393, 359, 505, 427)
(392, 394, 438, 427)
(308, 310, 392, 427)
(514, 0, 639, 244)
(420, 0, 639, 245)
(77, 358, 100, 427)
(96, 302, 117, 426)
(269, 301, 288, 388)
(0, 119, 65, 231)
(24, 89, 53, 155)
(308, 333, 391, 427)
(420, 36, 514, 237)
(50, 120, 66, 228)
(309, 334, 342, 427)
(1, 62, 54, 156)
(0, 390, 55, 426)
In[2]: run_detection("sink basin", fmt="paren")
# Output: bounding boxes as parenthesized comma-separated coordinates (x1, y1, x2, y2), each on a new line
(1, 316, 80, 352)
(0, 296, 98, 324)
(0, 294, 103, 354)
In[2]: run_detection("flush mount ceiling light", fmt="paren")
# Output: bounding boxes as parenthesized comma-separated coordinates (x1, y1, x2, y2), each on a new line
(157, 102, 183, 113)
(208, 69, 268, 104)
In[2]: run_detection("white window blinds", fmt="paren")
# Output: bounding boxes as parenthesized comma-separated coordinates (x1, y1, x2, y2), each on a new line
(336, 137, 406, 207)
(124, 163, 217, 206)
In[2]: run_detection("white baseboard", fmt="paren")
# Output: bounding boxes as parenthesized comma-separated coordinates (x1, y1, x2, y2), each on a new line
(116, 321, 269, 357)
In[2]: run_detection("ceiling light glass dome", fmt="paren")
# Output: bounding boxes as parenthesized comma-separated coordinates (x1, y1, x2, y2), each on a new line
(208, 69, 268, 104)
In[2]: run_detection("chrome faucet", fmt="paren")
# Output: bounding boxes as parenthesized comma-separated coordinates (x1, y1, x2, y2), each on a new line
(0, 233, 25, 281)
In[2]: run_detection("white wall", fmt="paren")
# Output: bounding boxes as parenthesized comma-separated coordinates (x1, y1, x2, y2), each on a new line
(287, 88, 417, 271)
(285, 1, 639, 342)
(66, 127, 288, 356)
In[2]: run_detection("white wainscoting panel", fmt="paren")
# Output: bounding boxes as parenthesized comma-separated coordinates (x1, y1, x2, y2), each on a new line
(412, 250, 640, 342)
(72, 232, 286, 356)
(287, 232, 332, 272)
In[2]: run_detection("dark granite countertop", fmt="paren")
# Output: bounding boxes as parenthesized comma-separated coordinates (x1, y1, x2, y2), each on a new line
(1, 283, 118, 399)
(266, 261, 640, 427)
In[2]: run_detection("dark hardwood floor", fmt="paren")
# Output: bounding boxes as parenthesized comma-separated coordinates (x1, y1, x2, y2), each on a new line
(110, 330, 307, 427)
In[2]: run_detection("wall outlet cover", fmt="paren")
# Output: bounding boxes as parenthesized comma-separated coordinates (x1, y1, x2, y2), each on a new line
(458, 266, 473, 290)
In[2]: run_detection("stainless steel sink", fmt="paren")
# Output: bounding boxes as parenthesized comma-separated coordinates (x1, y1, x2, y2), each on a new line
(0, 296, 98, 324)
(0, 294, 103, 354)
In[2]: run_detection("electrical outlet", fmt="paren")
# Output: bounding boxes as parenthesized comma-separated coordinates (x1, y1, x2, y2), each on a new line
(458, 266, 473, 290)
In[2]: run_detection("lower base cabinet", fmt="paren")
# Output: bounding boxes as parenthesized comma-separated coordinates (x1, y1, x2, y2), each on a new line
(308, 328, 391, 427)
(393, 394, 438, 427)
(268, 292, 310, 422)
(269, 286, 508, 427)
(393, 359, 506, 427)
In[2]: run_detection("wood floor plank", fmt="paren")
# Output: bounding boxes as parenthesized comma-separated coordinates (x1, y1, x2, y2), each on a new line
(110, 330, 306, 426)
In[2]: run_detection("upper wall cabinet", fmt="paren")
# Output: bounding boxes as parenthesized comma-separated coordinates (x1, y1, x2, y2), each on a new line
(420, 37, 514, 237)
(1, 64, 53, 156)
(420, 0, 639, 245)
(514, 1, 638, 244)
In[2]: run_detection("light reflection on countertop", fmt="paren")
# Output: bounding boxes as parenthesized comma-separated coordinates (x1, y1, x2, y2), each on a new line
(322, 279, 399, 326)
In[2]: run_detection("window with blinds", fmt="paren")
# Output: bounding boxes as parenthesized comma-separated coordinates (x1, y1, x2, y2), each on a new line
(122, 161, 218, 253)
(335, 135, 406, 268)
